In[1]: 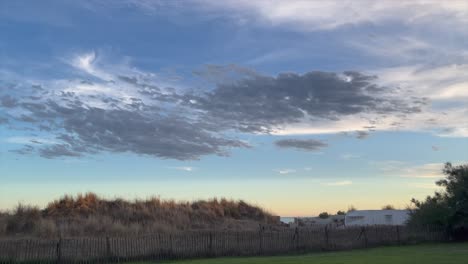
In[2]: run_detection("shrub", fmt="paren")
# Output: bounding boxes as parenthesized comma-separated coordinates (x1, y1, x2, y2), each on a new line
(6, 204, 41, 235)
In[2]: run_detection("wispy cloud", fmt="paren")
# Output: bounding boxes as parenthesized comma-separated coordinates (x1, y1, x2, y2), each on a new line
(399, 163, 445, 179)
(198, 0, 468, 31)
(5, 137, 57, 145)
(375, 161, 448, 179)
(275, 138, 328, 152)
(275, 169, 296, 175)
(341, 154, 361, 160)
(322, 180, 353, 186)
(169, 166, 196, 172)
(408, 182, 441, 190)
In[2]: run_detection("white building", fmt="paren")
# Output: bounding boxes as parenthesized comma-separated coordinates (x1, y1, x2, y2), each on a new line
(293, 215, 345, 228)
(345, 210, 410, 226)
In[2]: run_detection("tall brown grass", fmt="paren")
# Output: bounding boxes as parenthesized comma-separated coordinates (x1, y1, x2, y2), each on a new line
(0, 193, 279, 238)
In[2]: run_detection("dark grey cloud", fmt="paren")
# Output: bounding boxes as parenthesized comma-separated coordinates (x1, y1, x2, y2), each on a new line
(9, 100, 248, 160)
(355, 130, 370, 139)
(1, 67, 427, 160)
(1, 95, 18, 108)
(39, 144, 83, 159)
(9, 145, 35, 155)
(185, 71, 425, 133)
(275, 138, 328, 151)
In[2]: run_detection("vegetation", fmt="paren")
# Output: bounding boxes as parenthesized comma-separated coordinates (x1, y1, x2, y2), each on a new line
(318, 212, 329, 219)
(409, 162, 468, 239)
(347, 205, 357, 212)
(336, 210, 346, 215)
(129, 243, 468, 264)
(0, 193, 278, 238)
(382, 205, 395, 210)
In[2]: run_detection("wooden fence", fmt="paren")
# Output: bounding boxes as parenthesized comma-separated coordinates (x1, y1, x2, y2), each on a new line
(0, 225, 446, 263)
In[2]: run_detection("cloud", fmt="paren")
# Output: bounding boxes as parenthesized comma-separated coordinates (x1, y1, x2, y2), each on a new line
(5, 137, 57, 145)
(29, 103, 247, 160)
(322, 180, 353, 186)
(341, 154, 361, 160)
(64, 1, 468, 33)
(375, 64, 468, 101)
(399, 163, 446, 179)
(374, 161, 457, 179)
(8, 145, 35, 155)
(39, 144, 84, 159)
(197, 0, 468, 31)
(355, 131, 370, 139)
(275, 138, 328, 151)
(408, 182, 441, 190)
(0, 61, 434, 160)
(1, 95, 18, 108)
(0, 49, 461, 160)
(0, 55, 250, 160)
(275, 169, 296, 175)
(187, 70, 424, 133)
(372, 64, 468, 137)
(170, 166, 196, 172)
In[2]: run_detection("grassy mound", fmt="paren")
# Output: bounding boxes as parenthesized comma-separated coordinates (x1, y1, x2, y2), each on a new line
(0, 193, 278, 237)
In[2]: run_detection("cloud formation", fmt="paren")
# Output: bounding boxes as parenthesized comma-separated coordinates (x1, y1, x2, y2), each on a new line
(186, 70, 424, 133)
(275, 138, 328, 152)
(0, 52, 446, 160)
(8, 99, 247, 160)
(197, 0, 468, 31)
(275, 169, 296, 175)
(322, 180, 353, 186)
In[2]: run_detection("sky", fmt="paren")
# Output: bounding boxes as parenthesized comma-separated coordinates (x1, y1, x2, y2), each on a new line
(0, 0, 467, 216)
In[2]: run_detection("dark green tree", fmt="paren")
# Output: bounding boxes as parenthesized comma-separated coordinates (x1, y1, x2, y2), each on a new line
(318, 212, 329, 219)
(408, 162, 468, 238)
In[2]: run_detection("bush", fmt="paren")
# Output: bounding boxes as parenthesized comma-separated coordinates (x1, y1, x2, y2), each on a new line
(0, 212, 8, 236)
(6, 204, 41, 235)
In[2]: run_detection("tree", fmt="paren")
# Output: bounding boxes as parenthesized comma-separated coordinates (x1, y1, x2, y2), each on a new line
(347, 205, 357, 212)
(318, 212, 330, 219)
(408, 162, 468, 238)
(336, 210, 346, 215)
(382, 205, 395, 210)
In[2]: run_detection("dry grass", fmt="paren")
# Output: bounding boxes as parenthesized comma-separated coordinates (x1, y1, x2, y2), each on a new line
(0, 193, 279, 238)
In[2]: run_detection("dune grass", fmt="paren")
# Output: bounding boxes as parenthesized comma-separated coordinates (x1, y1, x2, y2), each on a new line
(133, 243, 468, 264)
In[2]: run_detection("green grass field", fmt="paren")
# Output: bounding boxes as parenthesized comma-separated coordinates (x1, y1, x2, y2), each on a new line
(135, 243, 468, 264)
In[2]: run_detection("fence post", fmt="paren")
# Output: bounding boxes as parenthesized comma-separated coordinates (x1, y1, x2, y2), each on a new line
(294, 227, 299, 251)
(396, 226, 401, 245)
(209, 232, 213, 257)
(324, 226, 329, 250)
(362, 227, 368, 248)
(56, 237, 62, 264)
(106, 236, 112, 262)
(258, 226, 263, 255)
(169, 234, 174, 258)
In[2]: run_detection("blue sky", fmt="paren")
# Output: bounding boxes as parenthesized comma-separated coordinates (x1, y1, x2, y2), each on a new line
(1, 1, 467, 216)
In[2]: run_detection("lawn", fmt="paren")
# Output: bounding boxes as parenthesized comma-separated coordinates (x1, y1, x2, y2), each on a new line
(135, 243, 468, 264)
